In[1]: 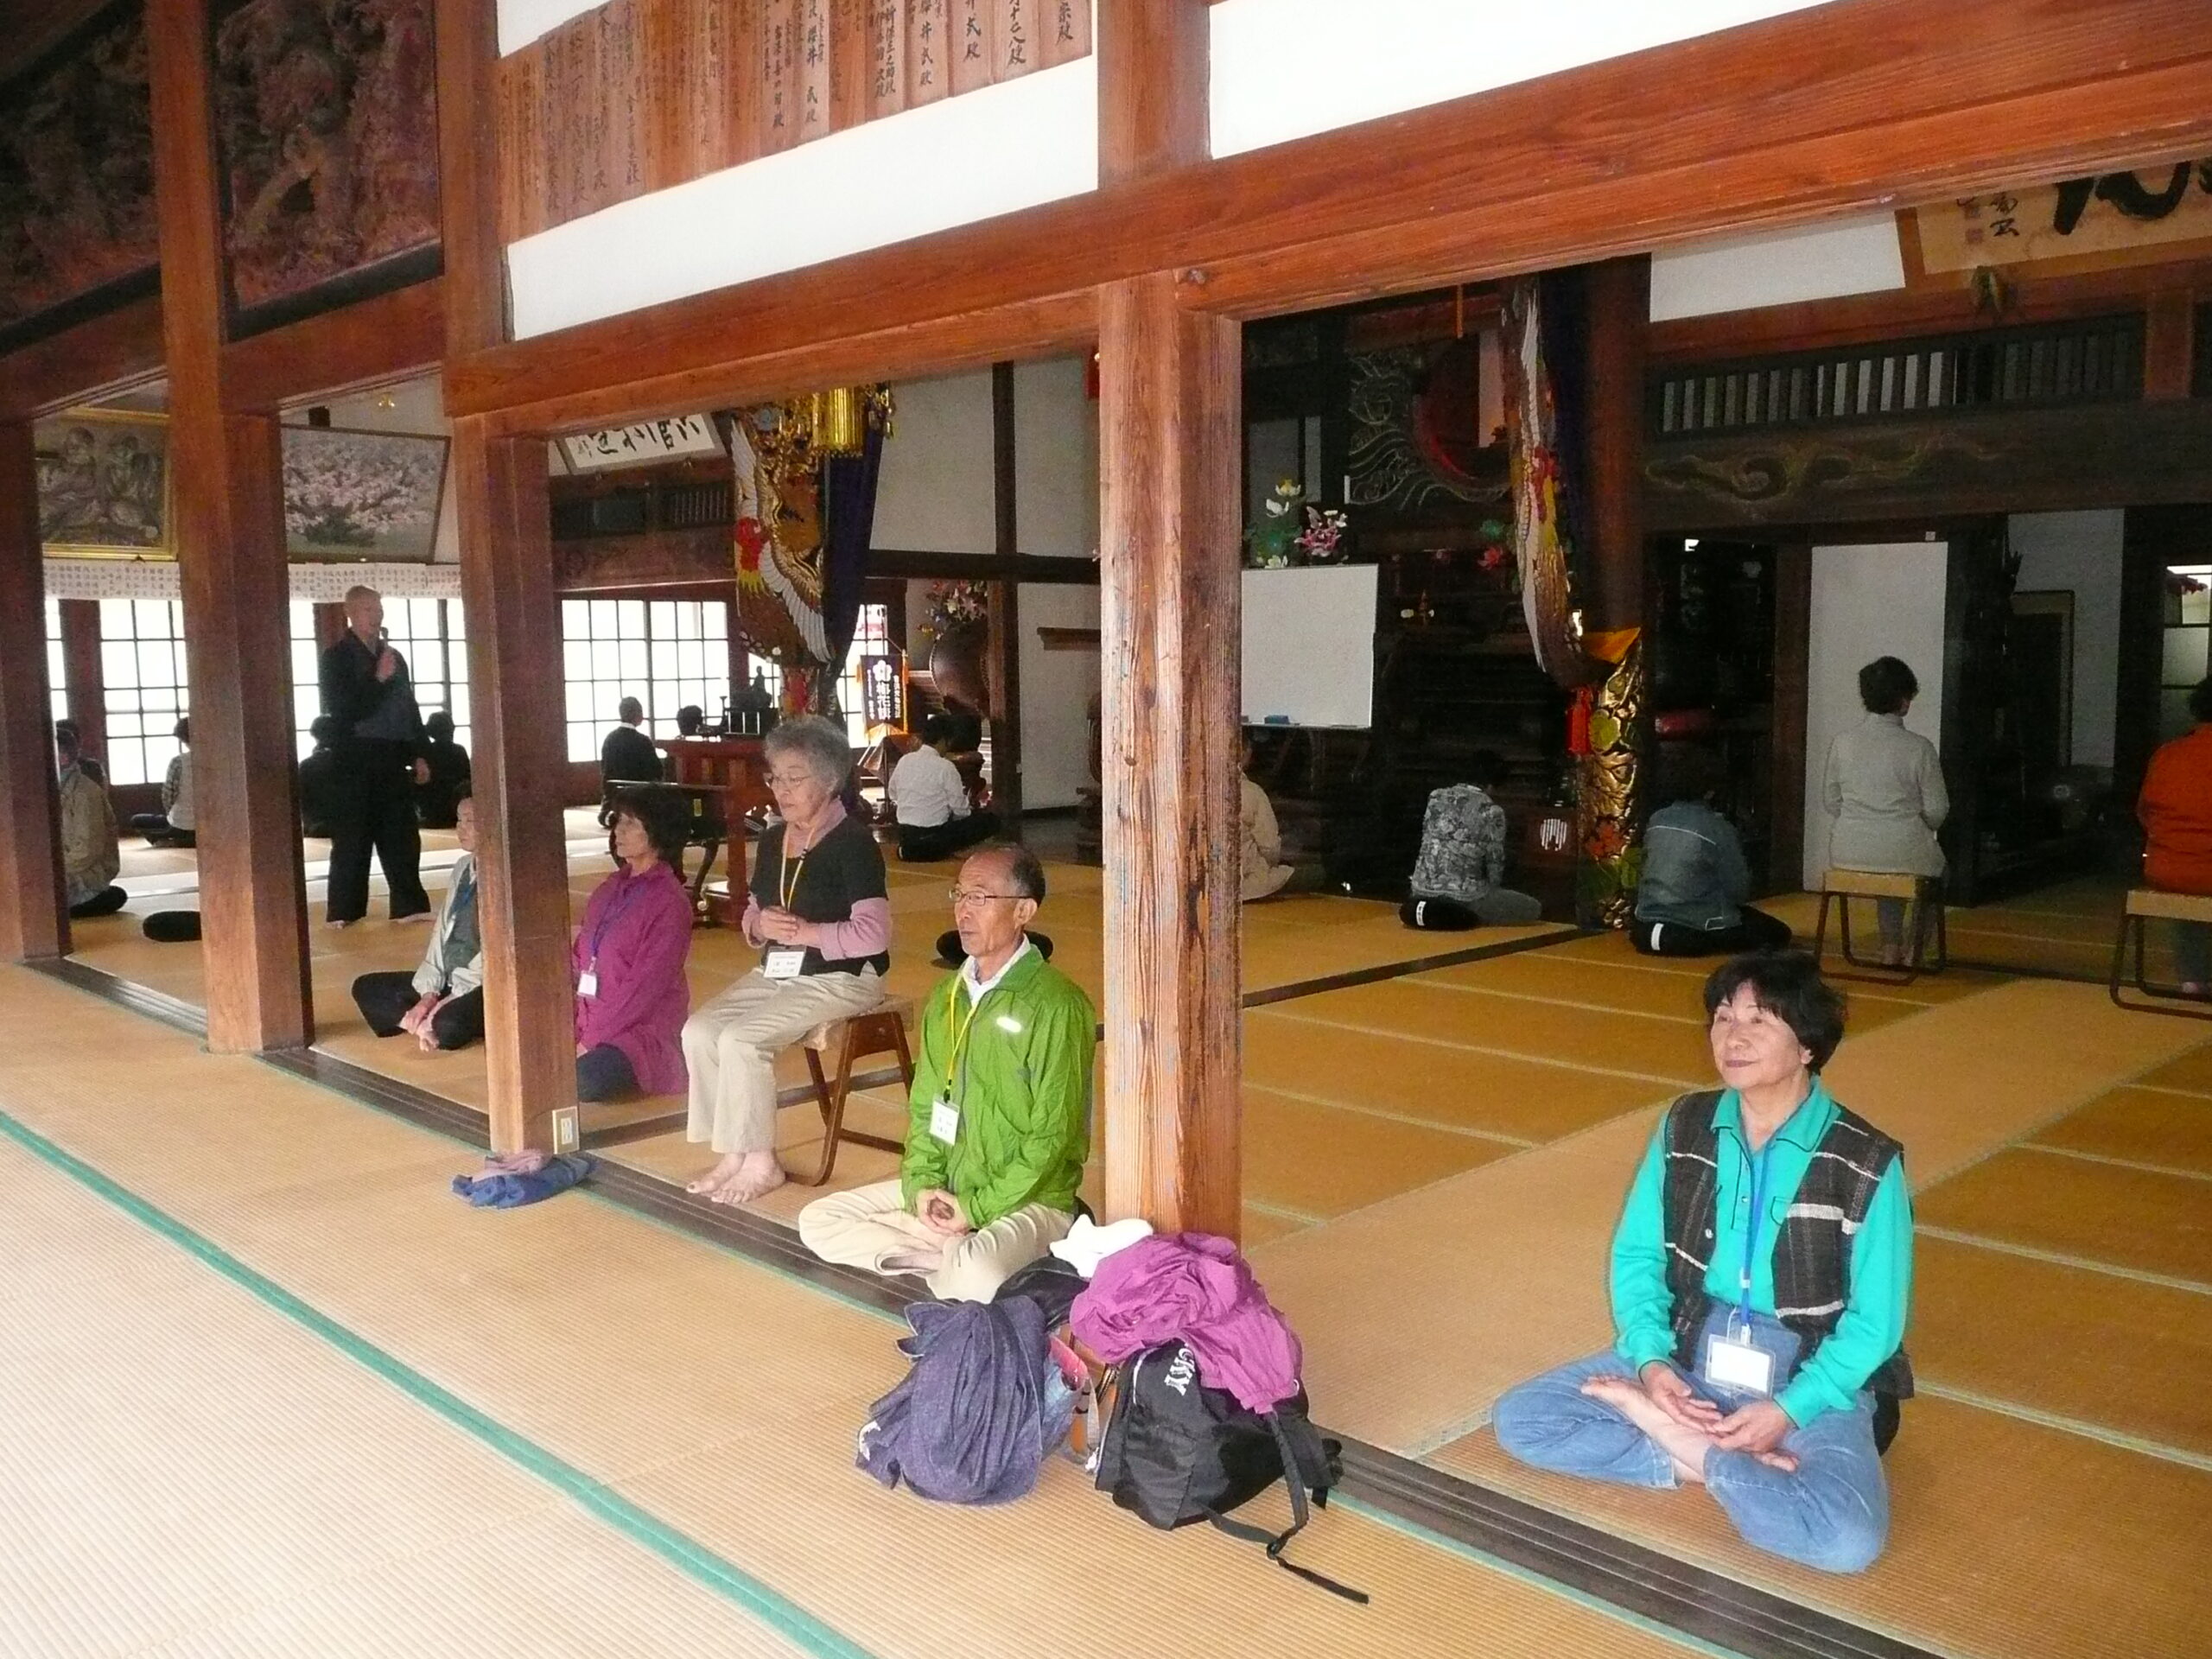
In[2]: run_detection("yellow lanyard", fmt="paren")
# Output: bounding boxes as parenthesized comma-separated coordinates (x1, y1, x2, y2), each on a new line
(943, 980, 993, 1101)
(779, 849, 808, 909)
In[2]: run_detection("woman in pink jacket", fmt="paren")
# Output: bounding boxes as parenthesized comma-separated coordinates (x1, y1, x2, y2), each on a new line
(571, 785, 695, 1102)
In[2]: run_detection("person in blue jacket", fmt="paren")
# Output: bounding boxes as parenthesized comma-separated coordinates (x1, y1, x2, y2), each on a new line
(1492, 950, 1911, 1573)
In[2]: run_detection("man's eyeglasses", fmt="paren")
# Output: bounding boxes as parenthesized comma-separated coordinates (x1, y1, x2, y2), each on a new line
(948, 887, 1024, 908)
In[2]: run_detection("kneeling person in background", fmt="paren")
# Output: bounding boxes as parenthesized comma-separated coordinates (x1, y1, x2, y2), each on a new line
(799, 843, 1096, 1303)
(1634, 747, 1792, 957)
(352, 788, 488, 1052)
(1401, 753, 1543, 929)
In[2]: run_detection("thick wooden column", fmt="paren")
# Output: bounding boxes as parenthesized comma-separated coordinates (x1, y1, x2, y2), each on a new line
(0, 424, 67, 962)
(454, 419, 573, 1153)
(988, 360, 1025, 830)
(1097, 273, 1243, 1236)
(1583, 255, 1651, 634)
(148, 0, 310, 1048)
(1096, 0, 1208, 187)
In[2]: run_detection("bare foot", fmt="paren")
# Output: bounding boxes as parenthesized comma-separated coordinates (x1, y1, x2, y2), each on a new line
(1581, 1374, 1713, 1484)
(709, 1151, 786, 1206)
(686, 1154, 744, 1196)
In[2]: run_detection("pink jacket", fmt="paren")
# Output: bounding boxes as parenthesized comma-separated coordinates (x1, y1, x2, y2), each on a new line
(1070, 1233, 1303, 1412)
(571, 861, 693, 1096)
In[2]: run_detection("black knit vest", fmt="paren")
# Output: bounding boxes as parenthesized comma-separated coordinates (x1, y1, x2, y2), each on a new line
(1659, 1090, 1914, 1402)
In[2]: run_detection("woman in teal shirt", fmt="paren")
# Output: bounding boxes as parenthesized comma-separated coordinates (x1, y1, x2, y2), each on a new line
(1493, 950, 1912, 1573)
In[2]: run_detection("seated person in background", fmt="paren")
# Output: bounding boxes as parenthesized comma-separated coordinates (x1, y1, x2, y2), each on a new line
(2138, 675, 2212, 994)
(128, 717, 195, 847)
(573, 784, 696, 1103)
(416, 711, 472, 829)
(683, 716, 888, 1205)
(675, 703, 706, 738)
(352, 787, 486, 1052)
(1635, 747, 1791, 957)
(800, 843, 1096, 1303)
(1401, 753, 1543, 929)
(298, 716, 342, 839)
(1824, 655, 1947, 967)
(55, 723, 126, 918)
(54, 720, 105, 786)
(889, 713, 999, 862)
(1492, 951, 1910, 1575)
(600, 695, 663, 787)
(1241, 734, 1294, 902)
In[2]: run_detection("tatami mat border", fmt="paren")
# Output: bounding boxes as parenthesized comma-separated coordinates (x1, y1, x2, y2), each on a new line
(29, 955, 208, 1037)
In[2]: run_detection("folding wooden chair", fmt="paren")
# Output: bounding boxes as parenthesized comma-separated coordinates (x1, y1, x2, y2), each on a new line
(2108, 888, 2212, 1020)
(1810, 868, 1948, 985)
(795, 995, 918, 1184)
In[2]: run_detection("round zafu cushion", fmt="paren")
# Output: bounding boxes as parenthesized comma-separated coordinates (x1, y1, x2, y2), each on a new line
(142, 910, 203, 944)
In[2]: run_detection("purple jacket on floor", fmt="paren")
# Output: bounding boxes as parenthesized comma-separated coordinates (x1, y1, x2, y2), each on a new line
(570, 861, 693, 1095)
(1070, 1232, 1304, 1413)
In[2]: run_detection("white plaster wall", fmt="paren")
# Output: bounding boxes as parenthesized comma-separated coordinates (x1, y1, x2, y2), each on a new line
(874, 370, 997, 555)
(1210, 0, 1838, 157)
(506, 60, 1097, 339)
(1649, 215, 1906, 323)
(1018, 582, 1100, 810)
(1803, 543, 1948, 882)
(2010, 509, 2126, 769)
(1014, 356, 1098, 557)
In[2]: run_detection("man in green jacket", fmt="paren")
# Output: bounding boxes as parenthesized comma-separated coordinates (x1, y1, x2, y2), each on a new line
(798, 842, 1096, 1302)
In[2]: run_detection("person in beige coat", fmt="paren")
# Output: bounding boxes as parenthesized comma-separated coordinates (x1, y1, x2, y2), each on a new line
(1240, 737, 1294, 902)
(1823, 656, 1948, 965)
(55, 724, 125, 918)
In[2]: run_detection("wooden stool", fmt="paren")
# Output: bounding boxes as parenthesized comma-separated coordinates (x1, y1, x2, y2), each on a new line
(2109, 888, 2212, 1020)
(797, 995, 918, 1185)
(1811, 868, 1948, 984)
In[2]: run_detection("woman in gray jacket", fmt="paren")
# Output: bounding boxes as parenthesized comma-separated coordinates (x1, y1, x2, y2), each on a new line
(350, 788, 486, 1051)
(1823, 657, 1948, 965)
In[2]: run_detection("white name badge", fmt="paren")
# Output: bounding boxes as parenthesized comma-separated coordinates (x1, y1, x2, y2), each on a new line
(764, 948, 807, 980)
(575, 971, 599, 998)
(1701, 1332, 1776, 1396)
(929, 1097, 960, 1145)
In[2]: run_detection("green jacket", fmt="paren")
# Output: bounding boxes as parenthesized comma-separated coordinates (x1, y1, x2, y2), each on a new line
(900, 946, 1096, 1229)
(1610, 1079, 1914, 1427)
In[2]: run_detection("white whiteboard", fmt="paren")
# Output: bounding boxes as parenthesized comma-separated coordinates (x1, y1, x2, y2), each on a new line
(1241, 565, 1378, 728)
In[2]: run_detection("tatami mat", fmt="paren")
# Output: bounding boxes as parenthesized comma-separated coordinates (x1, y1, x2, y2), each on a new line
(1916, 1147, 2212, 1287)
(1431, 1395, 2212, 1659)
(1910, 1234, 2212, 1459)
(0, 968, 1707, 1659)
(2030, 1084, 2212, 1178)
(0, 1134, 815, 1659)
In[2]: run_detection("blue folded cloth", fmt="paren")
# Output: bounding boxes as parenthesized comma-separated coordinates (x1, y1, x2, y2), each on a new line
(451, 1154, 595, 1209)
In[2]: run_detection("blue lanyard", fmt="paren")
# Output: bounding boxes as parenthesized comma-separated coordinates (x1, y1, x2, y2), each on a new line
(588, 874, 647, 963)
(451, 867, 475, 914)
(1738, 1138, 1772, 1328)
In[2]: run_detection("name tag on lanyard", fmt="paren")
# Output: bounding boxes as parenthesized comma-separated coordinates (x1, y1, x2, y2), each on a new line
(763, 948, 807, 980)
(929, 1096, 960, 1144)
(1700, 1330, 1775, 1396)
(576, 969, 600, 998)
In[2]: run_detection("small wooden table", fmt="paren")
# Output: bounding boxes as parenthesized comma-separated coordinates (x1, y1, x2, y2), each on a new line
(660, 737, 773, 921)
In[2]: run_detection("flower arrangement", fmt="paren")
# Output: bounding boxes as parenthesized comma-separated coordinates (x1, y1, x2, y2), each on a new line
(1243, 478, 1352, 569)
(921, 579, 990, 639)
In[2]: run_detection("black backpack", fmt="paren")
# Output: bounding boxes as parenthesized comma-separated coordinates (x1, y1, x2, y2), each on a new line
(1095, 1340, 1367, 1605)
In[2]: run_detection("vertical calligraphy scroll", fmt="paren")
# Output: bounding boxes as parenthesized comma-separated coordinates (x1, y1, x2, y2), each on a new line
(906, 0, 947, 106)
(868, 2, 907, 120)
(493, 46, 545, 242)
(1039, 0, 1087, 67)
(830, 0, 869, 131)
(993, 0, 1033, 80)
(729, 0, 764, 167)
(760, 0, 798, 154)
(950, 0, 988, 94)
(607, 0, 645, 201)
(797, 0, 832, 143)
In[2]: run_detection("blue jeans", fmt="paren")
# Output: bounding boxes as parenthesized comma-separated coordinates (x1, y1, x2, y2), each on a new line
(1491, 1309, 1889, 1573)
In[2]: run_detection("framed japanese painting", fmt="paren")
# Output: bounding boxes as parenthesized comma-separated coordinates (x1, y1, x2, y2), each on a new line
(283, 425, 449, 562)
(36, 410, 173, 559)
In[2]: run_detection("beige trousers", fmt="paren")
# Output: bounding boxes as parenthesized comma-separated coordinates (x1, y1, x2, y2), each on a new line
(682, 968, 884, 1155)
(797, 1179, 1074, 1304)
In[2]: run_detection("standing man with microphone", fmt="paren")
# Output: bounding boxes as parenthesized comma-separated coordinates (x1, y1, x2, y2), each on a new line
(319, 585, 432, 926)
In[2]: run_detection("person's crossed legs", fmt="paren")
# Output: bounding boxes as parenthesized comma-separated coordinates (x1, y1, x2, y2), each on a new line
(798, 1179, 1072, 1303)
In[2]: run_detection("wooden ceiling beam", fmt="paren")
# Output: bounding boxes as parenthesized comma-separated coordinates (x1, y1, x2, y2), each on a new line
(0, 295, 165, 420)
(443, 0, 2212, 429)
(219, 276, 447, 412)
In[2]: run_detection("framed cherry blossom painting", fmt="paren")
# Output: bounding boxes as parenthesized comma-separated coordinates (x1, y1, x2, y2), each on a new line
(282, 425, 448, 562)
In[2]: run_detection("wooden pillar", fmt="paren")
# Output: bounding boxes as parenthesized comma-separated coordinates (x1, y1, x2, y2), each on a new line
(441, 0, 571, 1152)
(59, 601, 105, 758)
(1583, 255, 1651, 634)
(454, 419, 574, 1153)
(148, 0, 310, 1049)
(1097, 273, 1243, 1236)
(988, 360, 1025, 830)
(1096, 0, 1207, 188)
(0, 424, 67, 961)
